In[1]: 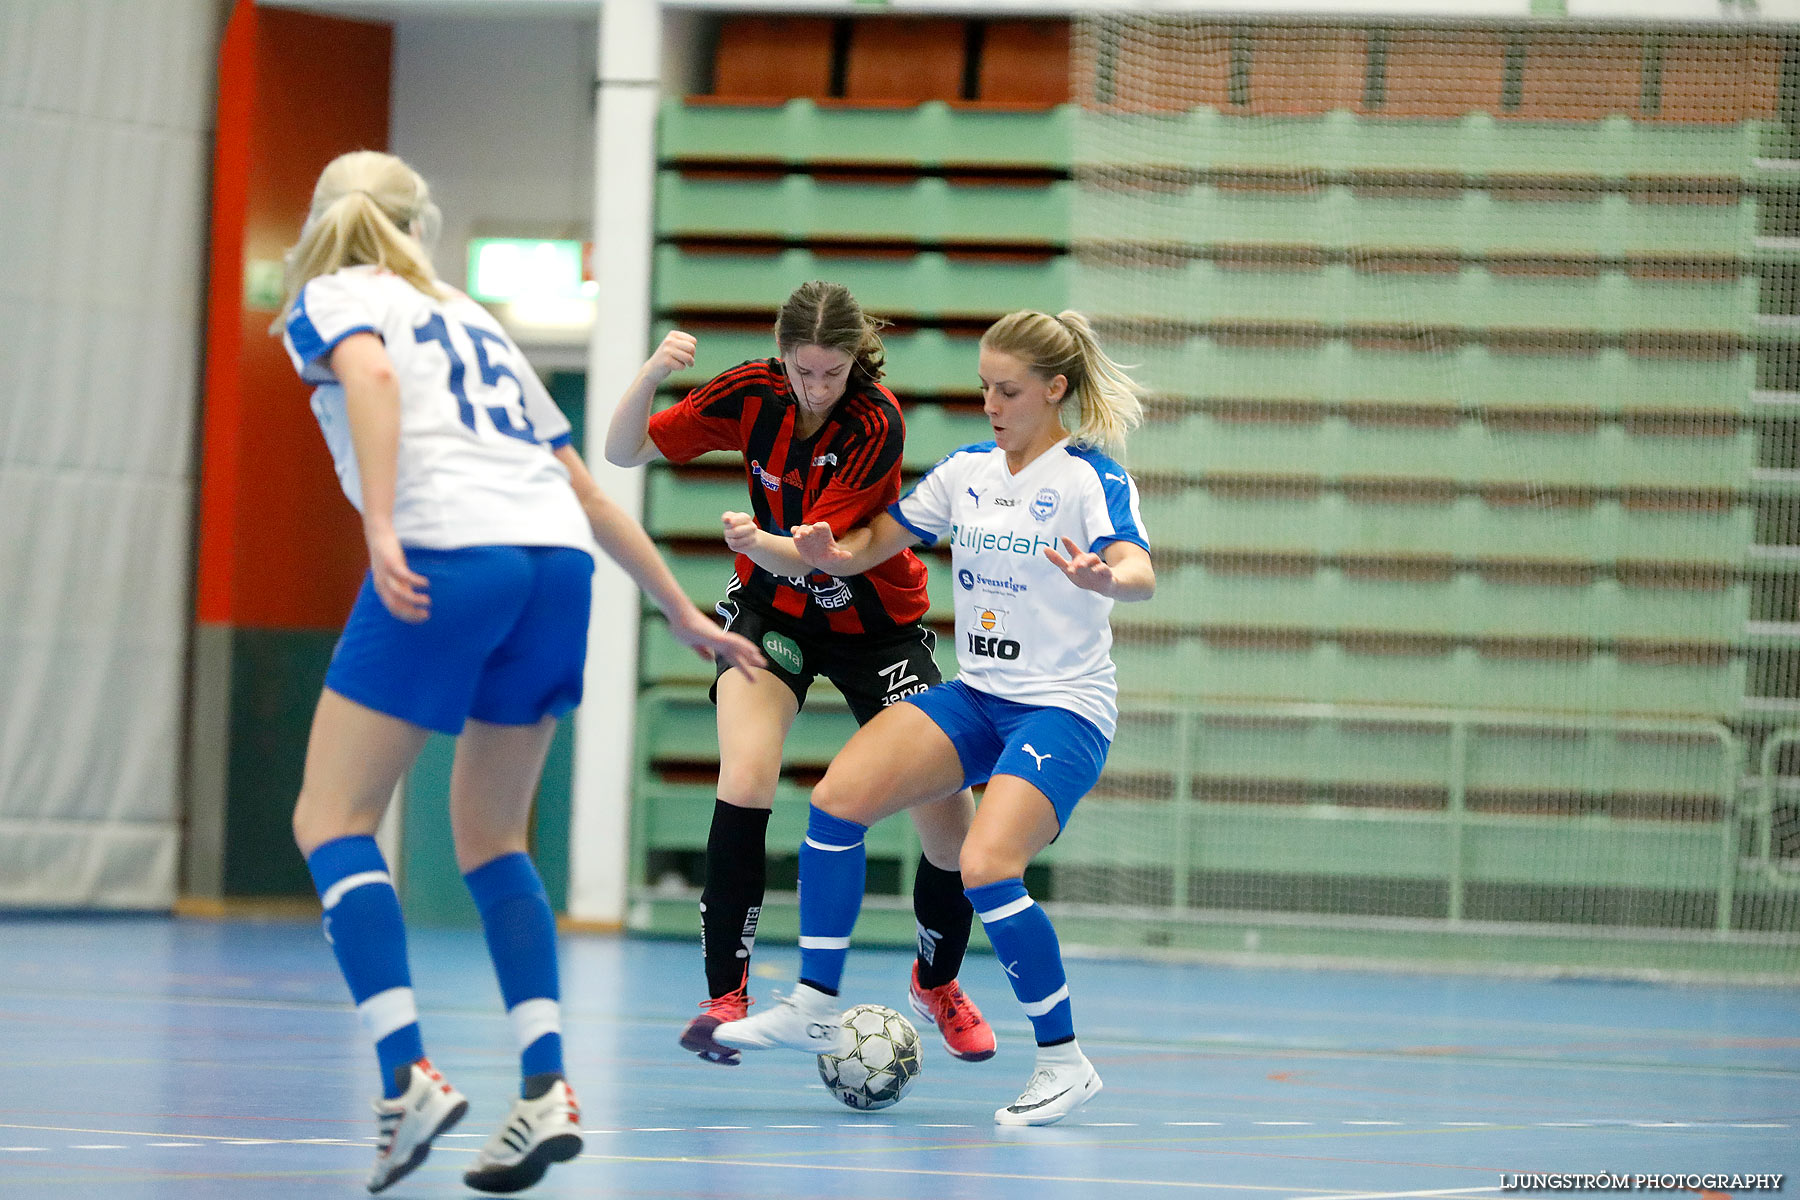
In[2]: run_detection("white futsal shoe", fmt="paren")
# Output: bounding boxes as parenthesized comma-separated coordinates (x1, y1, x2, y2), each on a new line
(463, 1077, 584, 1194)
(994, 1045, 1103, 1127)
(367, 1058, 468, 1193)
(712, 982, 853, 1055)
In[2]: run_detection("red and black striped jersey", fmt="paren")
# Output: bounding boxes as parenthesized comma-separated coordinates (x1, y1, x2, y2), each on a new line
(647, 358, 930, 636)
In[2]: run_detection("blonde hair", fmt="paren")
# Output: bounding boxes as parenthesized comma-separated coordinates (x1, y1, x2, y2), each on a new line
(980, 309, 1143, 451)
(775, 280, 887, 381)
(269, 150, 444, 335)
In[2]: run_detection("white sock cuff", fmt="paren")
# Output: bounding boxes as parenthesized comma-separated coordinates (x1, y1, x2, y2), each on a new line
(358, 986, 418, 1044)
(1020, 983, 1070, 1018)
(977, 894, 1035, 924)
(321, 870, 392, 911)
(797, 935, 851, 950)
(508, 997, 561, 1052)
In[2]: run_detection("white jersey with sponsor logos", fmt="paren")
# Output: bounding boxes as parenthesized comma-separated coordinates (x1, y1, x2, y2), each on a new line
(889, 438, 1149, 738)
(283, 264, 595, 554)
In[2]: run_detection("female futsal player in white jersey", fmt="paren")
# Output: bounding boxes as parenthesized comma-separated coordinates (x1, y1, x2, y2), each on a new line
(274, 151, 761, 1194)
(713, 309, 1154, 1126)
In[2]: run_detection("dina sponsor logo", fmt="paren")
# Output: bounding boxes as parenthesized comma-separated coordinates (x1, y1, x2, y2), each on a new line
(760, 631, 803, 673)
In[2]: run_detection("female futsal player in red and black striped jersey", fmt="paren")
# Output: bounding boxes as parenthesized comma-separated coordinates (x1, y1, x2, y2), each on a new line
(606, 280, 995, 1066)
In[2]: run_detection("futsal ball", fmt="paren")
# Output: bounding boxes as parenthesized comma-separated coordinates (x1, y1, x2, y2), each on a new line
(817, 1004, 922, 1111)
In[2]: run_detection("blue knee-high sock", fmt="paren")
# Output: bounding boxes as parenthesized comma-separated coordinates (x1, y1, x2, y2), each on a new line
(307, 836, 424, 1098)
(464, 852, 563, 1090)
(797, 806, 867, 993)
(967, 878, 1075, 1046)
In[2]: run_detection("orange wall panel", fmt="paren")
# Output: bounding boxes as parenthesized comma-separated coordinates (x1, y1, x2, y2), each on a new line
(710, 16, 835, 102)
(977, 21, 1070, 108)
(845, 18, 966, 104)
(1251, 29, 1366, 116)
(1656, 34, 1779, 123)
(1379, 30, 1507, 118)
(196, 1, 391, 631)
(1515, 34, 1642, 121)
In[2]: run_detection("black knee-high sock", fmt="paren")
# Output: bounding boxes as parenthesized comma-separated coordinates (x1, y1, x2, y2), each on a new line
(912, 856, 972, 989)
(701, 800, 771, 998)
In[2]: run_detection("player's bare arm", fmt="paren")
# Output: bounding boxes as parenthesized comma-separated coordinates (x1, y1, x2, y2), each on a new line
(333, 332, 430, 623)
(720, 510, 814, 578)
(791, 512, 919, 577)
(557, 445, 764, 677)
(604, 329, 694, 467)
(1044, 537, 1155, 602)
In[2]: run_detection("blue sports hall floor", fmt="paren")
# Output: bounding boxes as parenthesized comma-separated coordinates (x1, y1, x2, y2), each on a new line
(0, 913, 1793, 1198)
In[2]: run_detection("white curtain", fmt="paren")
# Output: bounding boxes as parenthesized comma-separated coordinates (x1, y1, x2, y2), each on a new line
(0, 0, 219, 906)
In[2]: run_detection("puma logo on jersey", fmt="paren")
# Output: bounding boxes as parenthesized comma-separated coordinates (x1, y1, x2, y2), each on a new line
(1022, 744, 1052, 770)
(967, 487, 981, 506)
(1105, 472, 1127, 484)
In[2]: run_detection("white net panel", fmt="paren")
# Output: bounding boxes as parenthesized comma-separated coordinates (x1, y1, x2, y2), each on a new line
(1060, 15, 1800, 976)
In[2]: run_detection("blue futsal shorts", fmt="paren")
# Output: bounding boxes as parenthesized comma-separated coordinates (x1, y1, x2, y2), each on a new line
(325, 545, 594, 736)
(904, 678, 1111, 829)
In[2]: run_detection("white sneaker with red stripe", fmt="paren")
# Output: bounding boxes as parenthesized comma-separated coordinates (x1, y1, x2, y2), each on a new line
(462, 1077, 584, 1194)
(367, 1058, 467, 1194)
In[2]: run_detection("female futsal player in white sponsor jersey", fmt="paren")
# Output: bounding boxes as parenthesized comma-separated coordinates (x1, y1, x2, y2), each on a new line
(276, 150, 760, 1194)
(713, 308, 1155, 1126)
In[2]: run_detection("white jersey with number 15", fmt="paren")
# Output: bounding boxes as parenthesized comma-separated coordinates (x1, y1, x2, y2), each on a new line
(283, 264, 595, 555)
(890, 438, 1149, 739)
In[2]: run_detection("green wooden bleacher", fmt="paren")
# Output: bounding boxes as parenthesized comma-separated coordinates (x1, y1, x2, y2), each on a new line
(656, 173, 1073, 248)
(661, 98, 1075, 171)
(1074, 110, 1764, 178)
(629, 16, 1799, 965)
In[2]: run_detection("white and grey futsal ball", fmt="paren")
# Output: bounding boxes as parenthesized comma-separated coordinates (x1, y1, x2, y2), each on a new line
(817, 1003, 923, 1111)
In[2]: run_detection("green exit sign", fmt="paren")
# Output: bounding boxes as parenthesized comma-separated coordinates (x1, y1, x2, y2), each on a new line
(467, 238, 594, 303)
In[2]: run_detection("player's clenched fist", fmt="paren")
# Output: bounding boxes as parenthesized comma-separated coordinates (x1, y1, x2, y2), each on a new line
(645, 330, 697, 382)
(722, 510, 761, 554)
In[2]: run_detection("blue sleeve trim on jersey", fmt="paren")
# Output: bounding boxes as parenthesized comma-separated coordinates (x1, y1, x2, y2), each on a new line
(1090, 531, 1150, 556)
(320, 324, 381, 357)
(545, 432, 573, 450)
(1067, 443, 1148, 549)
(289, 314, 379, 370)
(888, 501, 938, 546)
(914, 440, 997, 486)
(286, 305, 328, 366)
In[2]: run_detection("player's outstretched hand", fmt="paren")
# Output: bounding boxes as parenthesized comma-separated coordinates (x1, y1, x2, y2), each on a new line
(722, 510, 760, 554)
(1046, 536, 1115, 596)
(791, 522, 849, 570)
(645, 330, 697, 383)
(668, 604, 766, 679)
(368, 530, 430, 622)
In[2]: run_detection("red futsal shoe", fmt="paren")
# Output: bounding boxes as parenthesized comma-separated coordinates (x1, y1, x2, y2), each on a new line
(908, 962, 997, 1062)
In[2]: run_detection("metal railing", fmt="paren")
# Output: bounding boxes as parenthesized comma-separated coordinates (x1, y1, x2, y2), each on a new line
(1753, 726, 1800, 890)
(1112, 698, 1745, 933)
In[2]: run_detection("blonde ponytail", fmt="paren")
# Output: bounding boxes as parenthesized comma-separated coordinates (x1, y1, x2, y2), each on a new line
(980, 309, 1144, 452)
(269, 150, 445, 335)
